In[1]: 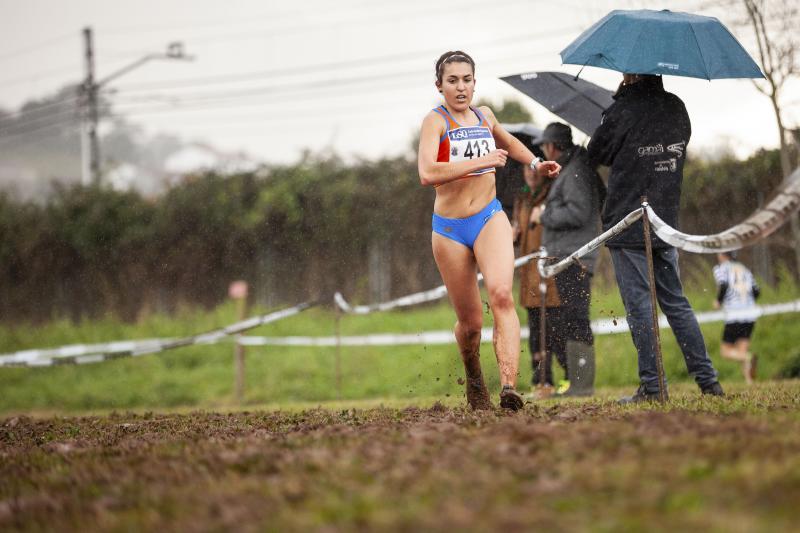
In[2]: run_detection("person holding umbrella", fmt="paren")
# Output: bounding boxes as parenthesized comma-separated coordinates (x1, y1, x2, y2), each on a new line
(560, 9, 764, 402)
(587, 73, 724, 402)
(418, 51, 561, 411)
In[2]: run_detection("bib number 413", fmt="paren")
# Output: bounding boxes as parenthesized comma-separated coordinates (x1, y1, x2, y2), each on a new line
(464, 139, 490, 159)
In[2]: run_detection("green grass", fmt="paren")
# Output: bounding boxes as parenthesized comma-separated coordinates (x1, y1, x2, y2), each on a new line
(0, 278, 798, 414)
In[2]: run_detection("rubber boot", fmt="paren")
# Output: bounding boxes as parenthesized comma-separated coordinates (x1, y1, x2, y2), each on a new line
(563, 341, 595, 397)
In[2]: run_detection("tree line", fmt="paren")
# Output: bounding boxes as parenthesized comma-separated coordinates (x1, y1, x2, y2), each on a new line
(0, 148, 794, 323)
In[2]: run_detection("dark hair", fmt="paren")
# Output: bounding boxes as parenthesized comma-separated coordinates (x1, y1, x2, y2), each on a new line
(435, 51, 475, 85)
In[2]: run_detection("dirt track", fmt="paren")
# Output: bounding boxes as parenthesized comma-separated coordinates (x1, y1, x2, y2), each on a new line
(2, 391, 800, 532)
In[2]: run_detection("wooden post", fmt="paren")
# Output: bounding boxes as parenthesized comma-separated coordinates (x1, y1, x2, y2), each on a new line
(229, 280, 249, 405)
(334, 307, 342, 400)
(641, 200, 667, 404)
(538, 279, 547, 386)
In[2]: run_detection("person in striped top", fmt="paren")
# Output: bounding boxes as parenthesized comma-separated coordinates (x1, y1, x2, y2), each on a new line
(713, 251, 761, 384)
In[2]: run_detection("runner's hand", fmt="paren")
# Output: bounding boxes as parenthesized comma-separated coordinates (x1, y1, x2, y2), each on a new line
(484, 149, 508, 168)
(536, 160, 561, 178)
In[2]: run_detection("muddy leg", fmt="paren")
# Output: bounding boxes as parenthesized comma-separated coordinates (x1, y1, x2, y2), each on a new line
(455, 320, 493, 410)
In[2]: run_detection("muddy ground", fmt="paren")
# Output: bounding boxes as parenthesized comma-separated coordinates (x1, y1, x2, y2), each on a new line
(2, 386, 800, 532)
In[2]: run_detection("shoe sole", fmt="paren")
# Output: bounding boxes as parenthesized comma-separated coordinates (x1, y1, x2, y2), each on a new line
(500, 390, 524, 411)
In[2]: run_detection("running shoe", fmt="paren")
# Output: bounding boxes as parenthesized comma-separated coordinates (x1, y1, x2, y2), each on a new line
(499, 385, 524, 411)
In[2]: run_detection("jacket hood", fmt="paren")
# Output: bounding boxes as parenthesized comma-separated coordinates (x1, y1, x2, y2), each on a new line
(614, 75, 664, 100)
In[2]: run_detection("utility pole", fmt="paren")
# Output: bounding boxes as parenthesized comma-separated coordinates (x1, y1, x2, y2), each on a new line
(78, 27, 192, 186)
(80, 27, 99, 186)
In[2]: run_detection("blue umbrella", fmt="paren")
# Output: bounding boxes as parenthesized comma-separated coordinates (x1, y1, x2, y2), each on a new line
(560, 9, 764, 80)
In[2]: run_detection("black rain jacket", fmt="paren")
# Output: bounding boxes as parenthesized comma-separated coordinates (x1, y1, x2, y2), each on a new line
(587, 75, 691, 249)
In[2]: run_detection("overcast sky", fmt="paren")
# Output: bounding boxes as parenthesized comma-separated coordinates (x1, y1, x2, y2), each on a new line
(1, 0, 797, 164)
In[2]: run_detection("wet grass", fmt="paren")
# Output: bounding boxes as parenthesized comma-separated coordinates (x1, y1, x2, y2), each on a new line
(1, 382, 799, 532)
(0, 281, 798, 414)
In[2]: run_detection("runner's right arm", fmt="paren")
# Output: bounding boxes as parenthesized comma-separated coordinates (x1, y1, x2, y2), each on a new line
(417, 112, 507, 186)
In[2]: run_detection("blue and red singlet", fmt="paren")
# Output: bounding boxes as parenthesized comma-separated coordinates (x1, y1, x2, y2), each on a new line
(432, 105, 497, 185)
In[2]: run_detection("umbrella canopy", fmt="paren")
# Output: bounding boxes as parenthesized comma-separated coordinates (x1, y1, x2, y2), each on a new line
(560, 9, 764, 80)
(501, 71, 614, 136)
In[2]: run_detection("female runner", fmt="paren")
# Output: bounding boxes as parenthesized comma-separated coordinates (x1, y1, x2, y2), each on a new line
(418, 51, 561, 410)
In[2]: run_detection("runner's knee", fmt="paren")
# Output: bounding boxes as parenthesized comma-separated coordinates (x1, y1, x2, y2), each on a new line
(488, 285, 514, 312)
(456, 317, 482, 340)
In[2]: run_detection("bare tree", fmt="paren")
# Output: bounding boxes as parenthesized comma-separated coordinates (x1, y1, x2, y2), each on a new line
(732, 0, 800, 280)
(741, 0, 799, 178)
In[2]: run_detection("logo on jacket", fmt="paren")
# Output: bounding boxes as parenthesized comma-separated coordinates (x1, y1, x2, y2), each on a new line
(667, 141, 686, 159)
(654, 158, 677, 172)
(637, 144, 664, 157)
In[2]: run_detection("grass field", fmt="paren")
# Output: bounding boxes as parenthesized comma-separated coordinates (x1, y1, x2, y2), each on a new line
(2, 279, 800, 530)
(1, 278, 799, 415)
(2, 382, 799, 531)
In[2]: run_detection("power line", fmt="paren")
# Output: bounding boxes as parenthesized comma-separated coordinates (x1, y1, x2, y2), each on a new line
(98, 0, 384, 36)
(188, 0, 537, 47)
(107, 45, 562, 118)
(109, 25, 582, 95)
(0, 117, 80, 149)
(0, 31, 78, 64)
(0, 106, 80, 138)
(0, 56, 143, 93)
(0, 33, 568, 139)
(0, 19, 579, 121)
(98, 0, 529, 41)
(0, 62, 82, 90)
(98, 0, 545, 61)
(0, 94, 81, 123)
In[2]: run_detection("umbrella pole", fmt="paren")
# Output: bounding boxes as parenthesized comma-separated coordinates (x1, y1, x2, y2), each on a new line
(641, 199, 667, 403)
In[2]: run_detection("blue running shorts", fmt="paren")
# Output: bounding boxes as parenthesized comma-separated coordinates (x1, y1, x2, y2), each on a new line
(431, 197, 502, 249)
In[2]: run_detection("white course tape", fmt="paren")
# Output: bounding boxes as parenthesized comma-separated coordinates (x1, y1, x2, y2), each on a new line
(5, 299, 798, 366)
(539, 208, 644, 278)
(0, 301, 316, 368)
(647, 167, 800, 253)
(241, 299, 800, 346)
(334, 252, 544, 314)
(0, 339, 171, 366)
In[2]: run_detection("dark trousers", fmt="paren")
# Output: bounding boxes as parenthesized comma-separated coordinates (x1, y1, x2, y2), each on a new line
(609, 247, 718, 393)
(528, 264, 593, 385)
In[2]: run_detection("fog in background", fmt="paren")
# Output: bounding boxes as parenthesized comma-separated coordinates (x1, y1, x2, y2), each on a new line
(0, 0, 797, 200)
